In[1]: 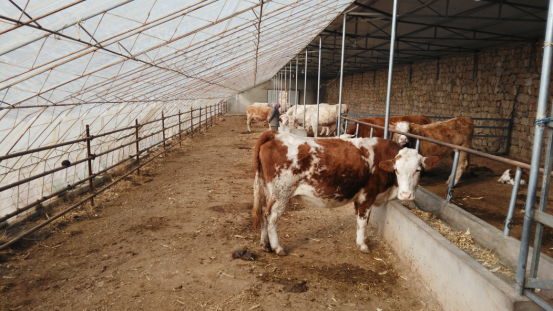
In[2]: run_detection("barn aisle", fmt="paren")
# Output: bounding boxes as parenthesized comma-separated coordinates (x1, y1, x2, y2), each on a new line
(0, 116, 441, 310)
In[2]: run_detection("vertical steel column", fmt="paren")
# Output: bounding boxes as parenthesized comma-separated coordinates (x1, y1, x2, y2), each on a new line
(383, 0, 399, 139)
(415, 139, 420, 152)
(516, 0, 553, 294)
(135, 119, 140, 175)
(210, 105, 213, 128)
(178, 110, 182, 147)
(446, 150, 460, 204)
(284, 67, 287, 110)
(304, 49, 308, 129)
(295, 55, 299, 115)
(504, 167, 523, 236)
(199, 107, 202, 133)
(355, 123, 359, 137)
(289, 62, 292, 112)
(370, 127, 373, 138)
(337, 13, 347, 137)
(85, 125, 94, 206)
(205, 106, 208, 131)
(316, 37, 322, 137)
(161, 111, 166, 150)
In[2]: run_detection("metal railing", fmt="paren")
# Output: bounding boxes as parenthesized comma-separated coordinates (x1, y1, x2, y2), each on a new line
(341, 113, 514, 155)
(0, 101, 228, 250)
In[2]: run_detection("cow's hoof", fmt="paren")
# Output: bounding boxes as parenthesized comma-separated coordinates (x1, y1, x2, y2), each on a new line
(261, 242, 272, 253)
(357, 244, 371, 254)
(275, 248, 287, 256)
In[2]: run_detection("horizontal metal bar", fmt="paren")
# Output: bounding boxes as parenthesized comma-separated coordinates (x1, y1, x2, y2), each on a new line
(474, 126, 509, 129)
(524, 278, 553, 290)
(92, 125, 138, 138)
(0, 156, 92, 193)
(341, 116, 551, 174)
(474, 134, 508, 138)
(0, 138, 88, 161)
(534, 210, 553, 228)
(523, 289, 553, 311)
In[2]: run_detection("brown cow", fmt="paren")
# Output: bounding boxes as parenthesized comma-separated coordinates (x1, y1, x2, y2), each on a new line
(252, 131, 439, 255)
(392, 117, 474, 186)
(246, 105, 272, 132)
(346, 115, 431, 138)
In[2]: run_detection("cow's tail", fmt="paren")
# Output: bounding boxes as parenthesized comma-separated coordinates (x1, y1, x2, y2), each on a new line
(252, 131, 274, 230)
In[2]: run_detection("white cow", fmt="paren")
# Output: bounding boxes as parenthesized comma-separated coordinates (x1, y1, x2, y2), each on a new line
(289, 104, 348, 136)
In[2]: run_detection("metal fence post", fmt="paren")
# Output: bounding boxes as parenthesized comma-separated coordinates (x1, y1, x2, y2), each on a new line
(446, 150, 460, 204)
(370, 127, 373, 138)
(383, 0, 399, 139)
(316, 37, 321, 137)
(85, 125, 94, 206)
(415, 139, 420, 152)
(190, 108, 194, 137)
(516, 0, 553, 295)
(135, 119, 140, 175)
(205, 106, 208, 131)
(210, 105, 213, 128)
(504, 167, 523, 236)
(337, 13, 347, 137)
(161, 111, 166, 150)
(199, 107, 202, 133)
(178, 110, 182, 147)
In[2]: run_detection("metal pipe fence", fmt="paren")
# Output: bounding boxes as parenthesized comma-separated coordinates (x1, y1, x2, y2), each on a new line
(0, 102, 227, 250)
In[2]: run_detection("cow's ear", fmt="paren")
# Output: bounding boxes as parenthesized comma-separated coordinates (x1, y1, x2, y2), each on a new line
(379, 159, 396, 172)
(422, 156, 439, 170)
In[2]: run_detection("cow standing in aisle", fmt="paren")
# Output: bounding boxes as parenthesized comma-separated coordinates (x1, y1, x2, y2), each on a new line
(252, 131, 439, 255)
(346, 115, 431, 138)
(246, 105, 272, 132)
(392, 117, 474, 186)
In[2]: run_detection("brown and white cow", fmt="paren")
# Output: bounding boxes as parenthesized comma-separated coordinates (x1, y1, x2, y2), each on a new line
(252, 131, 439, 255)
(392, 116, 474, 186)
(246, 105, 272, 132)
(346, 115, 431, 138)
(498, 168, 529, 186)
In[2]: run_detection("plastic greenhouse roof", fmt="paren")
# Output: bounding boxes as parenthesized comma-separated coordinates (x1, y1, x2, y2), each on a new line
(0, 0, 353, 218)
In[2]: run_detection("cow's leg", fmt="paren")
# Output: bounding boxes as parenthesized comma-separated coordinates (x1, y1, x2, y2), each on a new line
(247, 115, 252, 132)
(264, 198, 276, 216)
(446, 151, 469, 186)
(260, 214, 271, 252)
(355, 201, 373, 254)
(266, 199, 287, 256)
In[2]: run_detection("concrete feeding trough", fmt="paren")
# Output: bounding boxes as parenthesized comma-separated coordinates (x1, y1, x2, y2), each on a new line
(369, 187, 553, 311)
(279, 122, 307, 137)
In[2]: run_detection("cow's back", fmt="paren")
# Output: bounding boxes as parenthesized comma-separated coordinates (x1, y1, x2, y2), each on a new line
(247, 105, 272, 121)
(417, 117, 473, 157)
(347, 115, 431, 138)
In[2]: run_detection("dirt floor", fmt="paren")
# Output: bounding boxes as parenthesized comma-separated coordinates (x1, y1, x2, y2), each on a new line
(0, 116, 442, 311)
(420, 154, 553, 258)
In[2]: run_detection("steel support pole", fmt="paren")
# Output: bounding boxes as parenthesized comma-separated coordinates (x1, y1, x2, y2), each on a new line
(446, 150, 460, 204)
(316, 37, 322, 138)
(383, 0, 399, 139)
(85, 125, 94, 206)
(289, 62, 292, 112)
(304, 49, 307, 129)
(415, 139, 420, 152)
(504, 167, 523, 236)
(516, 0, 553, 294)
(284, 66, 287, 110)
(295, 55, 298, 115)
(199, 107, 202, 133)
(337, 13, 347, 137)
(370, 127, 373, 138)
(355, 123, 359, 137)
(190, 108, 194, 137)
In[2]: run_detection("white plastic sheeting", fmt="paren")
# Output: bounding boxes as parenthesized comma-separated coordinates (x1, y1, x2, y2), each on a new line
(0, 0, 353, 220)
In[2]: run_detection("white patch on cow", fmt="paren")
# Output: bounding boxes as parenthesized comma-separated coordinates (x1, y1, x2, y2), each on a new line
(340, 134, 355, 139)
(275, 132, 323, 170)
(395, 121, 410, 146)
(393, 148, 425, 201)
(498, 169, 513, 185)
(356, 207, 371, 253)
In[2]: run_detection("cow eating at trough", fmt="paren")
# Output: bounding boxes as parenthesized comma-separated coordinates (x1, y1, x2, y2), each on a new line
(346, 115, 431, 138)
(392, 116, 474, 186)
(252, 131, 439, 255)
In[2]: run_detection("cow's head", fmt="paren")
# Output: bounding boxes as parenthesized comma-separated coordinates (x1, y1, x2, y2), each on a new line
(379, 148, 439, 201)
(392, 121, 411, 147)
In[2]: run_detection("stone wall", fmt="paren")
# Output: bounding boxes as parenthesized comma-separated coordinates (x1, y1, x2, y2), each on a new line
(323, 42, 551, 162)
